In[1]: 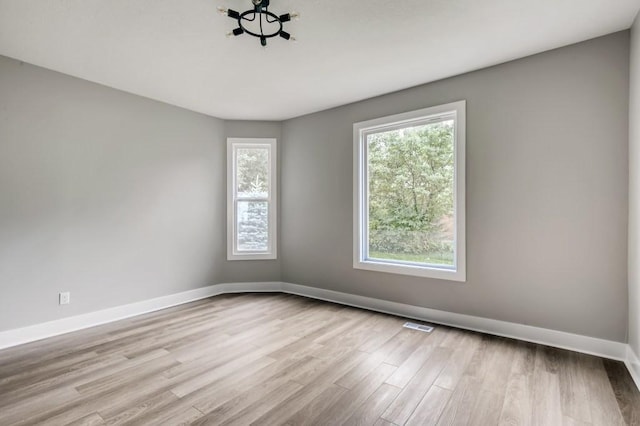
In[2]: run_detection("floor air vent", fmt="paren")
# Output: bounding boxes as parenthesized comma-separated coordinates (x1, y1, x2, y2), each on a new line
(403, 322, 434, 333)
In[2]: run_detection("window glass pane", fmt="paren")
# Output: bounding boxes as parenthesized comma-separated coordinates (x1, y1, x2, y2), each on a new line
(367, 120, 455, 267)
(236, 147, 269, 198)
(237, 200, 269, 252)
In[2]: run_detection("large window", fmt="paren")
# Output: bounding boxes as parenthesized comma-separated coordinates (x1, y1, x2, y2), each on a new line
(227, 138, 277, 260)
(353, 101, 466, 281)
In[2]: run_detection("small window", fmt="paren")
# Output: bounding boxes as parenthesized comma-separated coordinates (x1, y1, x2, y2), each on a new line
(227, 138, 277, 260)
(353, 101, 466, 281)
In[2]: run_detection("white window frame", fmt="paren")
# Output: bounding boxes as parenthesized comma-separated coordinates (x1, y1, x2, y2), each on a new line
(353, 101, 466, 281)
(227, 137, 277, 260)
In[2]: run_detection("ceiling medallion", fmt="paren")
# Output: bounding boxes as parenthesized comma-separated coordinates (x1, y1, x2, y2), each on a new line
(218, 0, 299, 46)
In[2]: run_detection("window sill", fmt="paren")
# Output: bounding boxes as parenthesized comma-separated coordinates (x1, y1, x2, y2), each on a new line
(354, 259, 466, 282)
(228, 253, 277, 261)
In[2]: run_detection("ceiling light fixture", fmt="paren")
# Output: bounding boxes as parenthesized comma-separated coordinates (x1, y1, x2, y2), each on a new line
(218, 0, 298, 46)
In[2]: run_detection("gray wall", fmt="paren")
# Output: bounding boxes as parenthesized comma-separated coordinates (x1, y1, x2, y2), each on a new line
(281, 32, 630, 342)
(629, 15, 640, 358)
(0, 56, 278, 331)
(0, 32, 632, 343)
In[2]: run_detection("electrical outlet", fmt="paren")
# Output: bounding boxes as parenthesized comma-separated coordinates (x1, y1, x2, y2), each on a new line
(59, 292, 70, 305)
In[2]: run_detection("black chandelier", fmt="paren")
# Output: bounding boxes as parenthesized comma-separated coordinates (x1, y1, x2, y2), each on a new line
(218, 0, 298, 46)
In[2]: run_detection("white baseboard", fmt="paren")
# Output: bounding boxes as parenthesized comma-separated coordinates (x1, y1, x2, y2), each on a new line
(626, 345, 640, 391)
(217, 281, 283, 294)
(0, 282, 279, 350)
(278, 282, 628, 362)
(0, 281, 631, 378)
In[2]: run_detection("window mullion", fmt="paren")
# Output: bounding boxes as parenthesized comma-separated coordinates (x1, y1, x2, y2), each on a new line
(236, 197, 269, 202)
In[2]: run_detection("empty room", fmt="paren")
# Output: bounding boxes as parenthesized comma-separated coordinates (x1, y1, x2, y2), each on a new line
(2, 0, 640, 425)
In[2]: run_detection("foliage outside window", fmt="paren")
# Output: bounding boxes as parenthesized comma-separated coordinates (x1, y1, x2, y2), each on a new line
(353, 101, 466, 281)
(227, 138, 277, 260)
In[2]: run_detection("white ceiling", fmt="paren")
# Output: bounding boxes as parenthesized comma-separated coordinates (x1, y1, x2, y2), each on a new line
(0, 0, 639, 120)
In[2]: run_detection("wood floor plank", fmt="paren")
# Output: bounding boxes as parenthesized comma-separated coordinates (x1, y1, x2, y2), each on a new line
(219, 380, 304, 426)
(250, 381, 342, 425)
(166, 333, 246, 364)
(75, 352, 178, 396)
(101, 390, 179, 425)
(385, 340, 436, 388)
(121, 396, 204, 425)
(510, 340, 537, 376)
(373, 419, 397, 426)
(498, 373, 532, 426)
(249, 351, 376, 424)
(433, 332, 482, 390)
(535, 345, 565, 375)
(66, 412, 106, 426)
(558, 351, 594, 423)
(0, 353, 128, 409)
(343, 383, 402, 426)
(0, 385, 81, 425)
(481, 338, 517, 392)
(532, 369, 564, 426)
(295, 350, 369, 385)
(405, 385, 452, 426)
(187, 353, 326, 414)
(312, 316, 361, 345)
(0, 349, 99, 389)
(192, 355, 332, 423)
(335, 353, 386, 389)
(603, 359, 640, 426)
(29, 366, 177, 426)
(358, 322, 403, 354)
(282, 384, 348, 426)
(437, 375, 483, 426)
(381, 346, 453, 425)
(0, 293, 637, 426)
(312, 363, 397, 425)
(373, 328, 416, 360)
(266, 336, 325, 360)
(169, 352, 276, 398)
(70, 351, 163, 389)
(562, 415, 593, 426)
(382, 329, 430, 367)
(584, 361, 627, 426)
(468, 389, 505, 426)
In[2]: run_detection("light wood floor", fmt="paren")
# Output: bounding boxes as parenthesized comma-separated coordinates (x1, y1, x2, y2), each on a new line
(0, 293, 638, 426)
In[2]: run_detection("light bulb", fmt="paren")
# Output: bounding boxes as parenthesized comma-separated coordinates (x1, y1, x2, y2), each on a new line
(280, 11, 300, 22)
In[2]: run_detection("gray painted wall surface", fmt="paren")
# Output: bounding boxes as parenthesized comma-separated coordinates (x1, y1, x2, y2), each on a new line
(0, 56, 277, 331)
(281, 32, 630, 342)
(629, 16, 640, 356)
(0, 32, 631, 342)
